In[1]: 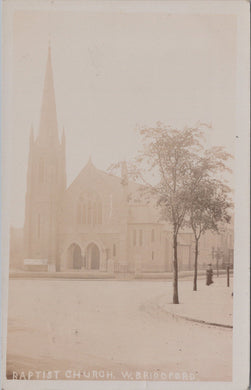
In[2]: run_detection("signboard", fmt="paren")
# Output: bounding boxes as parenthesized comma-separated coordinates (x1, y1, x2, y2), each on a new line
(24, 259, 48, 266)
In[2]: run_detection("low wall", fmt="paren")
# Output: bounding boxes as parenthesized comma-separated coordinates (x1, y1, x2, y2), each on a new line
(9, 269, 233, 281)
(9, 271, 116, 280)
(135, 269, 233, 280)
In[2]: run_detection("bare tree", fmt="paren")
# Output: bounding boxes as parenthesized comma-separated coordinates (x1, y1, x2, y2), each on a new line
(188, 177, 232, 291)
(184, 146, 233, 291)
(124, 122, 207, 304)
(108, 123, 233, 303)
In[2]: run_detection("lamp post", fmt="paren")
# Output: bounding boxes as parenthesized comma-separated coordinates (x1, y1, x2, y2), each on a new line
(211, 246, 215, 270)
(227, 265, 230, 287)
(215, 248, 221, 277)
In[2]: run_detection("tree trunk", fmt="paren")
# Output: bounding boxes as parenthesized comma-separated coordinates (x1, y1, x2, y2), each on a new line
(193, 238, 199, 291)
(173, 233, 179, 304)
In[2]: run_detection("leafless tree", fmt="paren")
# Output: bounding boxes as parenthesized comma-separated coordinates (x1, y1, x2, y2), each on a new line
(109, 122, 232, 303)
(120, 123, 207, 303)
(186, 148, 233, 291)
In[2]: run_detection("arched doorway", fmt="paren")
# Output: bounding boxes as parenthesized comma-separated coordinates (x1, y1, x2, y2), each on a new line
(67, 243, 83, 270)
(73, 245, 82, 269)
(87, 243, 100, 270)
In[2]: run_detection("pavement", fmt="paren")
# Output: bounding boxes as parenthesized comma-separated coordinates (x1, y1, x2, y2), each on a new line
(157, 275, 233, 327)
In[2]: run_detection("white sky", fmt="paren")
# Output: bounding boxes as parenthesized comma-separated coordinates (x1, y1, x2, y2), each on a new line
(10, 10, 236, 227)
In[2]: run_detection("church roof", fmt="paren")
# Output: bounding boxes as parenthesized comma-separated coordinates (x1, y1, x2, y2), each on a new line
(128, 203, 162, 224)
(65, 158, 166, 224)
(66, 157, 138, 195)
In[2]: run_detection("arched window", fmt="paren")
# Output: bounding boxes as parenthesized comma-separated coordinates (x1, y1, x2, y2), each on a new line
(98, 202, 102, 224)
(39, 159, 44, 183)
(37, 214, 41, 239)
(133, 230, 137, 246)
(77, 203, 82, 224)
(151, 229, 155, 242)
(82, 204, 86, 224)
(88, 200, 92, 224)
(139, 230, 143, 246)
(93, 202, 97, 225)
(76, 191, 103, 226)
(113, 244, 116, 257)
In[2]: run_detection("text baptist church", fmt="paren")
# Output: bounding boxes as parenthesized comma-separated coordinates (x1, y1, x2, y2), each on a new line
(10, 46, 233, 274)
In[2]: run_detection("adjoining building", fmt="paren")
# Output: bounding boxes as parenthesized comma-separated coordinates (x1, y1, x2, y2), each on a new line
(9, 46, 234, 274)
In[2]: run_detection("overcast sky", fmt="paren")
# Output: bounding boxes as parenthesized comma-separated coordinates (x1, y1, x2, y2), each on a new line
(9, 8, 236, 227)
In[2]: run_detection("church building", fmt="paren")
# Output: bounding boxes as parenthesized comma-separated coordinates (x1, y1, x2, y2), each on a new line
(20, 46, 232, 274)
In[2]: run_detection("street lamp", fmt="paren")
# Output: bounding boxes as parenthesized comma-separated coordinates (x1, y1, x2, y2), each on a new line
(211, 246, 219, 277)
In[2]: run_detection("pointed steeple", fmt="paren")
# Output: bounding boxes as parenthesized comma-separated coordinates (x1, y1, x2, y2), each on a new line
(26, 124, 35, 195)
(24, 44, 65, 267)
(29, 124, 34, 145)
(38, 43, 59, 145)
(61, 127, 66, 145)
(85, 155, 96, 173)
(60, 127, 67, 191)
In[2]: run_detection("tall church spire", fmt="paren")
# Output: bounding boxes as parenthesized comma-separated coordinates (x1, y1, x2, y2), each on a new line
(38, 44, 59, 145)
(24, 44, 66, 269)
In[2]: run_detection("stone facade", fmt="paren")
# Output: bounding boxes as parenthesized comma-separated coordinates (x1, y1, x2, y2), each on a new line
(17, 46, 233, 274)
(57, 159, 170, 273)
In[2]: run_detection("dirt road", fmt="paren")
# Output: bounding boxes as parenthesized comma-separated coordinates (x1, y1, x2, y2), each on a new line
(6, 279, 232, 381)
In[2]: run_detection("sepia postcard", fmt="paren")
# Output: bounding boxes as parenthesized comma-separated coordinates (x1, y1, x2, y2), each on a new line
(1, 1, 250, 389)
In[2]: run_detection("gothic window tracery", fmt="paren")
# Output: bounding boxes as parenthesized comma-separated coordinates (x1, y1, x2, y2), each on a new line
(77, 191, 102, 226)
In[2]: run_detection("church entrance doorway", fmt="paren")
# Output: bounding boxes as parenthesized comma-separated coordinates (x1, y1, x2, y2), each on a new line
(87, 243, 100, 270)
(67, 243, 83, 270)
(73, 245, 82, 269)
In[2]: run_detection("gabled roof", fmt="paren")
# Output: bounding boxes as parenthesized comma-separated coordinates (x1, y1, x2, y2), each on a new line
(66, 157, 140, 195)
